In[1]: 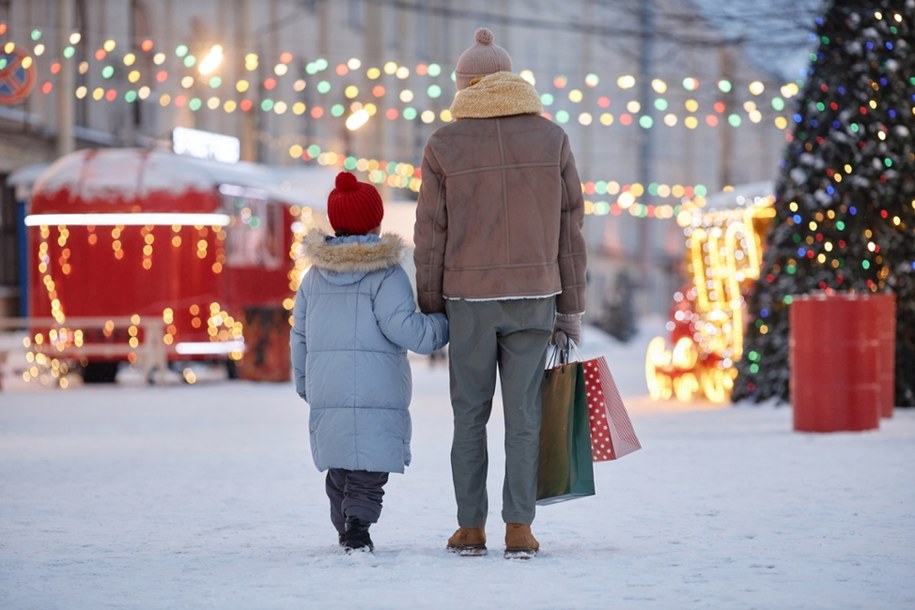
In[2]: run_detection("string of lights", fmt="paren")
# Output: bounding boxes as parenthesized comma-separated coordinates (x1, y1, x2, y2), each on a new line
(2, 22, 807, 218)
(1, 24, 801, 133)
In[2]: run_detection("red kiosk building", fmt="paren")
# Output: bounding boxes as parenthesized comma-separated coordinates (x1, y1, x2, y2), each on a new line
(24, 147, 332, 384)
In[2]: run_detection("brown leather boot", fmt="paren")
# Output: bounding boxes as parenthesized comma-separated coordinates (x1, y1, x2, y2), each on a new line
(504, 523, 539, 559)
(446, 527, 487, 556)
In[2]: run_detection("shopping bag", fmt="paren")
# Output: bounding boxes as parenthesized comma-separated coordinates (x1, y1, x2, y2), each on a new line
(582, 356, 641, 461)
(536, 355, 596, 505)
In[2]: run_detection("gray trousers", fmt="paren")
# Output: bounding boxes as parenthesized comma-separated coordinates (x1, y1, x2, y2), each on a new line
(325, 469, 389, 534)
(444, 298, 554, 527)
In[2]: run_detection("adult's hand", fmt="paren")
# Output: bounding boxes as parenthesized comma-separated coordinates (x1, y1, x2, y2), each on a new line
(550, 313, 582, 347)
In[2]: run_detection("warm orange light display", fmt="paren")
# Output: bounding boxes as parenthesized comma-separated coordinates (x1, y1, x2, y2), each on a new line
(646, 190, 776, 403)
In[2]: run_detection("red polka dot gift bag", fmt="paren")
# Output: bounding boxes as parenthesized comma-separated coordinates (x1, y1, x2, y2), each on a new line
(582, 356, 641, 461)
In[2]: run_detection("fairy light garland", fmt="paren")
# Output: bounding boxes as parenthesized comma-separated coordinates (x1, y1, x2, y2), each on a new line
(0, 25, 815, 132)
(12, 21, 908, 225)
(294, 141, 717, 219)
(2, 24, 833, 220)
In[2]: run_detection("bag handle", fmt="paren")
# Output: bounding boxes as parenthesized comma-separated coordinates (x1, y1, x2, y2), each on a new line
(546, 345, 566, 368)
(546, 336, 583, 368)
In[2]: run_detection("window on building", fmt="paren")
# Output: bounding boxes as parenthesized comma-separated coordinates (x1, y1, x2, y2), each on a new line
(348, 0, 363, 31)
(0, 177, 20, 310)
(222, 186, 283, 269)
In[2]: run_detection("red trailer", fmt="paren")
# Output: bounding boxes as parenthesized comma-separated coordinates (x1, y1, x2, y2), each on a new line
(24, 147, 333, 384)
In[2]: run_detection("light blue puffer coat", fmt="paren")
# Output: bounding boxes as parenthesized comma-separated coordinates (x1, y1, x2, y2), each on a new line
(291, 230, 448, 474)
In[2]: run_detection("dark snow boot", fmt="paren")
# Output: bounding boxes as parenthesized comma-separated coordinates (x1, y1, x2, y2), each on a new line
(343, 517, 374, 553)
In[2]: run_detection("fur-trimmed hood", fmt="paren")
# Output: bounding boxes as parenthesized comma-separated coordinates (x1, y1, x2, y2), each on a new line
(302, 229, 405, 284)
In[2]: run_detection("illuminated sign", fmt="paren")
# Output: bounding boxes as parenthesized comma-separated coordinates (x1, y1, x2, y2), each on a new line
(645, 192, 776, 403)
(172, 126, 240, 163)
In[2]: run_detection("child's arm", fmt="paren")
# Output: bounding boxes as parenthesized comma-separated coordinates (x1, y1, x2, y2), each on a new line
(374, 266, 449, 355)
(290, 285, 308, 400)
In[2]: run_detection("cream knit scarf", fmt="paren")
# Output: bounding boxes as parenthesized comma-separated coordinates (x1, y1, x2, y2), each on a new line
(449, 71, 543, 119)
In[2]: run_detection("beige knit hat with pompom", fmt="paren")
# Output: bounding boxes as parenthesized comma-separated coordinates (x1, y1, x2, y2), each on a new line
(454, 27, 513, 90)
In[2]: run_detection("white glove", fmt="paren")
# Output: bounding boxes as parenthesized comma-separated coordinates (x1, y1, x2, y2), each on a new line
(550, 313, 582, 347)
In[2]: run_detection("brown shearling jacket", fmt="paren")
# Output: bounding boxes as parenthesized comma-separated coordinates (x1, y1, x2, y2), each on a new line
(413, 72, 587, 316)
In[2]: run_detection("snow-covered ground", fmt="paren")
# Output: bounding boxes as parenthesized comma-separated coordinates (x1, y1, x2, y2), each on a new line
(1, 319, 913, 609)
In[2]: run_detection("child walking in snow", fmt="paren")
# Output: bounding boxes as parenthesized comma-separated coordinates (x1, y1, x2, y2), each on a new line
(291, 172, 449, 553)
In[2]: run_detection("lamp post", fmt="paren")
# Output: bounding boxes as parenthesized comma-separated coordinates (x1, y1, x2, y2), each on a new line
(56, 0, 75, 156)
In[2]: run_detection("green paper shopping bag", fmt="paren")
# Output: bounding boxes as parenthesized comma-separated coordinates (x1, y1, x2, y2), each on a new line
(536, 352, 596, 505)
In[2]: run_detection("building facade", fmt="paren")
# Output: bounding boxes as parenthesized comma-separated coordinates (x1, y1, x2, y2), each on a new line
(0, 0, 802, 320)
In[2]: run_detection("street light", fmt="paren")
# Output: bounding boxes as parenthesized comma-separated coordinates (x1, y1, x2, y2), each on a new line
(198, 44, 224, 76)
(341, 105, 370, 170)
(345, 107, 370, 131)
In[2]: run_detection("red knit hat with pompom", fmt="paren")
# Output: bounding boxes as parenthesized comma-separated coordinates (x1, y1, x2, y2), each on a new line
(326, 171, 384, 235)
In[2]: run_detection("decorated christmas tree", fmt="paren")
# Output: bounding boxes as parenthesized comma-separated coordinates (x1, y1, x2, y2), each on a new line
(733, 0, 915, 406)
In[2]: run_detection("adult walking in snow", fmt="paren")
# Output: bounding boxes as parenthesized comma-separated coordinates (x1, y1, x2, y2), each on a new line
(292, 172, 449, 553)
(413, 27, 587, 559)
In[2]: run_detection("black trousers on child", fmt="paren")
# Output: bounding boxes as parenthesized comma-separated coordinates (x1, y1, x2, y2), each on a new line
(325, 468, 389, 534)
